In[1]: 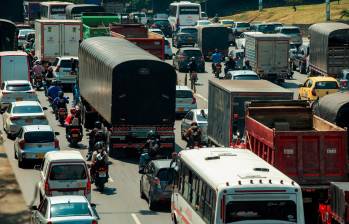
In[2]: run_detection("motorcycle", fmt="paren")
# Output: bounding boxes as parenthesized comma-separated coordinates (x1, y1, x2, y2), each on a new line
(34, 74, 43, 90)
(91, 154, 109, 192)
(214, 63, 222, 78)
(57, 108, 67, 126)
(66, 125, 83, 146)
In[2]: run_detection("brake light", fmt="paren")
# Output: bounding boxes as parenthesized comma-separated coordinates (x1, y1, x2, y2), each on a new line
(54, 139, 59, 148)
(220, 194, 226, 221)
(192, 97, 196, 104)
(19, 140, 25, 149)
(92, 220, 98, 224)
(55, 65, 60, 72)
(10, 116, 20, 121)
(311, 88, 317, 96)
(85, 178, 91, 195)
(341, 80, 348, 87)
(44, 180, 51, 196)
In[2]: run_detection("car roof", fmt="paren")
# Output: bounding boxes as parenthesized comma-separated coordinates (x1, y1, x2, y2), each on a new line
(11, 101, 41, 107)
(45, 150, 84, 162)
(58, 56, 79, 60)
(22, 125, 53, 132)
(152, 159, 176, 170)
(280, 26, 299, 29)
(176, 85, 192, 91)
(49, 195, 88, 205)
(191, 109, 208, 116)
(309, 76, 338, 82)
(228, 70, 258, 76)
(4, 80, 31, 85)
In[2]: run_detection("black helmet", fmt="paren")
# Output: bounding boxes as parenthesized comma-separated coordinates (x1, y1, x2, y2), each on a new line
(94, 141, 104, 150)
(147, 130, 157, 139)
(58, 91, 64, 97)
(94, 121, 102, 129)
(190, 56, 195, 61)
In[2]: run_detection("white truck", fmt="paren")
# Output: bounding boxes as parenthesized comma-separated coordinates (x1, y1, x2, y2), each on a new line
(35, 20, 82, 63)
(245, 33, 291, 82)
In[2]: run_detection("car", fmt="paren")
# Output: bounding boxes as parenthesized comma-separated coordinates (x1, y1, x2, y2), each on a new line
(14, 125, 59, 168)
(150, 19, 172, 37)
(201, 11, 208, 20)
(338, 69, 349, 90)
(129, 12, 148, 25)
(227, 70, 260, 80)
(52, 56, 79, 85)
(0, 80, 38, 110)
(195, 19, 211, 26)
(172, 27, 198, 48)
(37, 150, 91, 202)
(250, 23, 277, 34)
(275, 26, 302, 46)
(175, 85, 197, 115)
(153, 13, 168, 20)
(2, 101, 48, 138)
(180, 109, 208, 143)
(17, 28, 35, 47)
(31, 195, 98, 224)
(228, 49, 245, 69)
(139, 159, 177, 210)
(290, 43, 309, 74)
(164, 38, 173, 59)
(232, 22, 250, 36)
(173, 47, 205, 72)
(220, 19, 234, 28)
(298, 76, 339, 101)
(149, 28, 165, 37)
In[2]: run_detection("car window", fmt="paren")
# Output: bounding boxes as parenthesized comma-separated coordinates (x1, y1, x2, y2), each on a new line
(49, 164, 87, 180)
(39, 198, 48, 217)
(185, 111, 193, 120)
(197, 114, 208, 122)
(157, 168, 176, 183)
(6, 84, 31, 91)
(24, 131, 54, 143)
(237, 23, 250, 28)
(176, 90, 193, 98)
(154, 20, 170, 26)
(52, 58, 59, 66)
(12, 105, 42, 114)
(181, 28, 197, 34)
(233, 75, 260, 80)
(183, 50, 202, 57)
(281, 28, 300, 34)
(59, 60, 73, 68)
(315, 81, 338, 89)
(50, 202, 91, 218)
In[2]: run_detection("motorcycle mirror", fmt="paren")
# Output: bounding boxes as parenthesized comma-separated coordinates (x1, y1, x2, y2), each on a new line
(31, 205, 38, 210)
(42, 107, 48, 111)
(54, 132, 60, 136)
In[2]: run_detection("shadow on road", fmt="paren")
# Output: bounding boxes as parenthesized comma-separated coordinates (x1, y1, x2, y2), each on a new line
(0, 210, 30, 224)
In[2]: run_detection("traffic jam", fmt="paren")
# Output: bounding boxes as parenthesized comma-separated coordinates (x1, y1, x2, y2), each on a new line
(0, 0, 349, 224)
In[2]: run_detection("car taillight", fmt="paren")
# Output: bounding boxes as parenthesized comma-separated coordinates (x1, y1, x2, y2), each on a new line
(233, 113, 239, 120)
(92, 220, 98, 224)
(311, 88, 317, 96)
(55, 65, 60, 72)
(45, 180, 51, 196)
(220, 194, 226, 222)
(10, 116, 20, 121)
(85, 178, 91, 195)
(54, 139, 59, 148)
(341, 80, 348, 87)
(19, 140, 25, 149)
(192, 97, 196, 104)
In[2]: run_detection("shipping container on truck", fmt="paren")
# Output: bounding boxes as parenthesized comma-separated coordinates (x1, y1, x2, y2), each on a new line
(0, 51, 30, 84)
(110, 23, 165, 60)
(243, 100, 348, 223)
(0, 19, 16, 51)
(207, 79, 293, 147)
(35, 19, 83, 63)
(78, 37, 176, 158)
(245, 32, 290, 82)
(82, 13, 120, 39)
(309, 22, 349, 78)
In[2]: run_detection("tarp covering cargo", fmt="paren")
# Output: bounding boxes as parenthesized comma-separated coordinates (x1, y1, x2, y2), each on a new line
(0, 19, 16, 51)
(66, 4, 104, 19)
(79, 37, 176, 125)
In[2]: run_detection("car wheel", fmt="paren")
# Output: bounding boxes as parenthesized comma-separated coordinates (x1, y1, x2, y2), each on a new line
(148, 192, 156, 210)
(140, 180, 146, 199)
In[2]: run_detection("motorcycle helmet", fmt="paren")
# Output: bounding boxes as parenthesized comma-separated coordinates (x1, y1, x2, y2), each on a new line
(94, 121, 102, 129)
(191, 121, 198, 127)
(147, 130, 158, 139)
(94, 141, 105, 152)
(70, 108, 76, 115)
(58, 91, 64, 98)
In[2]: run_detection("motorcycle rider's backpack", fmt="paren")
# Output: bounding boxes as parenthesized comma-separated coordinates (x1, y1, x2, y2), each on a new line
(192, 127, 201, 142)
(58, 98, 66, 108)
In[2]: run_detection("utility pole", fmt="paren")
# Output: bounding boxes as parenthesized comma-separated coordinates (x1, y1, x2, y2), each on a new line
(326, 0, 330, 21)
(259, 0, 263, 11)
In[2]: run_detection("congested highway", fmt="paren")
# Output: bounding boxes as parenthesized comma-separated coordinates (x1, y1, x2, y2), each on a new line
(1, 40, 308, 224)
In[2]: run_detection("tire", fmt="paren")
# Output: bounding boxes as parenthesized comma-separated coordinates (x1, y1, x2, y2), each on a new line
(140, 181, 146, 199)
(14, 148, 17, 159)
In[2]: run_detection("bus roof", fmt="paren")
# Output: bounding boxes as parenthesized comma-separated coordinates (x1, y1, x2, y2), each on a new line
(179, 148, 299, 190)
(170, 1, 200, 6)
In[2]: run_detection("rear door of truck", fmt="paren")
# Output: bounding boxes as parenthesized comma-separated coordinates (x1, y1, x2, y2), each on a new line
(274, 41, 288, 71)
(63, 24, 81, 57)
(257, 40, 273, 72)
(43, 24, 60, 59)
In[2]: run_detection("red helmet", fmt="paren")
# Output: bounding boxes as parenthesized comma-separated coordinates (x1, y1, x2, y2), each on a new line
(70, 108, 76, 115)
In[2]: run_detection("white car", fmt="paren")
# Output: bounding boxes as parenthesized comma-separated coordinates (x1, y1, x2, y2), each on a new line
(176, 85, 197, 115)
(227, 70, 260, 80)
(181, 109, 208, 143)
(195, 20, 211, 26)
(149, 28, 165, 36)
(129, 12, 147, 25)
(52, 56, 78, 85)
(0, 80, 38, 110)
(17, 29, 35, 47)
(2, 101, 48, 138)
(164, 38, 173, 59)
(14, 125, 59, 168)
(31, 196, 98, 224)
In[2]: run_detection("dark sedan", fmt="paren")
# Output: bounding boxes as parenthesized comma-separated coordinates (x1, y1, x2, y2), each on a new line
(173, 47, 205, 72)
(150, 19, 172, 37)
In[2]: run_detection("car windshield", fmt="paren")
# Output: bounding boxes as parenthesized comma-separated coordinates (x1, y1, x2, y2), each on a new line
(50, 202, 91, 218)
(222, 21, 234, 25)
(154, 20, 169, 26)
(282, 28, 300, 34)
(315, 81, 338, 89)
(259, 24, 275, 33)
(50, 164, 87, 180)
(13, 105, 42, 114)
(225, 200, 297, 222)
(24, 131, 54, 143)
(176, 90, 193, 98)
(198, 21, 210, 25)
(60, 59, 78, 68)
(19, 29, 34, 36)
(157, 168, 176, 183)
(6, 84, 31, 91)
(183, 50, 202, 57)
(181, 28, 197, 34)
(197, 114, 208, 122)
(233, 75, 260, 80)
(237, 23, 250, 28)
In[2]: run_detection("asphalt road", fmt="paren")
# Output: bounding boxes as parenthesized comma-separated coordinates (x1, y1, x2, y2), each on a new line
(2, 48, 308, 224)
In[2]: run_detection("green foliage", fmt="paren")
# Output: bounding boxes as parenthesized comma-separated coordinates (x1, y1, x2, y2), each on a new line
(340, 9, 349, 17)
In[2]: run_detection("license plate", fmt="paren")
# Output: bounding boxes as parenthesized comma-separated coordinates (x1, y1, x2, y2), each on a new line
(98, 172, 106, 178)
(72, 134, 79, 138)
(16, 97, 23, 101)
(36, 153, 45, 159)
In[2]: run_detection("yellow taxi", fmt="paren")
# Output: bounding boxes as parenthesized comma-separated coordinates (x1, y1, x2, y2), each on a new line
(220, 19, 235, 27)
(298, 76, 339, 101)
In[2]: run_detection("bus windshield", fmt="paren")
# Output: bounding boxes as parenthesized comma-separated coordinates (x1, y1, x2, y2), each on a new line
(179, 6, 199, 15)
(50, 5, 66, 15)
(225, 200, 297, 222)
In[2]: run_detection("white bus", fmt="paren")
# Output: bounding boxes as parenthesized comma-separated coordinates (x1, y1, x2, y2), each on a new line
(168, 1, 201, 32)
(40, 1, 73, 20)
(172, 148, 305, 224)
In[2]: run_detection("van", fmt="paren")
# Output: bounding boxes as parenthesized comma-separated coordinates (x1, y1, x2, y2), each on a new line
(0, 51, 30, 84)
(37, 150, 91, 202)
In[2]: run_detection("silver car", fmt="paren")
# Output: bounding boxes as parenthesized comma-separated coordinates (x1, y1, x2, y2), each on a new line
(31, 195, 97, 224)
(181, 109, 208, 143)
(227, 70, 260, 80)
(14, 125, 59, 168)
(176, 86, 197, 115)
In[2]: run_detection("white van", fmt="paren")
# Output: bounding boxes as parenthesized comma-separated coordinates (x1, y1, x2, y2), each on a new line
(0, 51, 30, 84)
(37, 150, 91, 202)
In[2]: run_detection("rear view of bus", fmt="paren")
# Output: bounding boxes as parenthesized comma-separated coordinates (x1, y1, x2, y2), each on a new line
(172, 148, 304, 224)
(169, 1, 201, 31)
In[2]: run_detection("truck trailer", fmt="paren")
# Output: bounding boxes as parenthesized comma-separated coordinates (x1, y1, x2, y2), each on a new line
(78, 37, 176, 157)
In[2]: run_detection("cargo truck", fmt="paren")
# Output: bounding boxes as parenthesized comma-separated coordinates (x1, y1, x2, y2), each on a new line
(78, 37, 176, 157)
(245, 32, 291, 82)
(0, 19, 16, 51)
(207, 79, 293, 147)
(65, 4, 104, 20)
(243, 100, 348, 223)
(309, 22, 349, 78)
(35, 19, 82, 62)
(110, 23, 165, 60)
(82, 13, 120, 39)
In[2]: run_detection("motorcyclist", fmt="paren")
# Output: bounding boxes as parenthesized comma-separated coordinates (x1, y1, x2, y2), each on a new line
(184, 122, 202, 149)
(211, 49, 223, 73)
(70, 57, 77, 74)
(243, 60, 252, 70)
(139, 130, 161, 171)
(32, 60, 44, 84)
(212, 13, 220, 23)
(47, 81, 62, 104)
(53, 91, 69, 119)
(224, 56, 236, 76)
(187, 57, 198, 89)
(87, 121, 107, 161)
(90, 141, 109, 182)
(44, 66, 55, 96)
(64, 108, 80, 126)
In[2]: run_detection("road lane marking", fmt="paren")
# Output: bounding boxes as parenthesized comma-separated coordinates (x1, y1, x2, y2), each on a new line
(131, 213, 142, 224)
(195, 93, 208, 102)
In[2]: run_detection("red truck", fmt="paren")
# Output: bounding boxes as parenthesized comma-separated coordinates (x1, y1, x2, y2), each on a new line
(243, 100, 348, 223)
(110, 23, 164, 60)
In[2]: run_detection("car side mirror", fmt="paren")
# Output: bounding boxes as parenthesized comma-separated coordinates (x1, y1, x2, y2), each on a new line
(42, 107, 48, 111)
(31, 205, 38, 210)
(34, 165, 42, 171)
(90, 203, 96, 208)
(138, 169, 146, 174)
